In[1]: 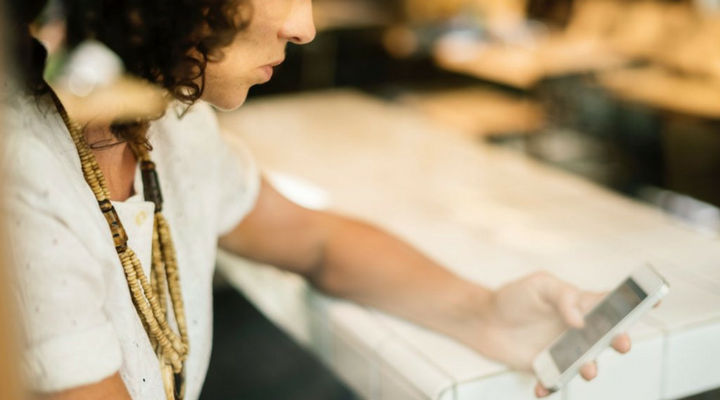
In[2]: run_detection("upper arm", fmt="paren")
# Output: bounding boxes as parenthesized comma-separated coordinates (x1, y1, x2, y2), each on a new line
(218, 178, 336, 278)
(4, 137, 123, 394)
(213, 125, 335, 278)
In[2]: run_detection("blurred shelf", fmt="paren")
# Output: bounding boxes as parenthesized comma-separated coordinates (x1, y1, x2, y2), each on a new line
(398, 86, 544, 139)
(314, 0, 394, 32)
(434, 37, 628, 89)
(599, 67, 720, 120)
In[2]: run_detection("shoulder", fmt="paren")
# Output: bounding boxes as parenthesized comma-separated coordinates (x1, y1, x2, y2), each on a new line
(3, 95, 76, 186)
(3, 94, 83, 190)
(149, 101, 227, 167)
(2, 93, 102, 247)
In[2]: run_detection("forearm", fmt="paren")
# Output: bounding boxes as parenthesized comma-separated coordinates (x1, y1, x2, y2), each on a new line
(40, 373, 132, 400)
(219, 180, 494, 349)
(310, 213, 494, 346)
(221, 181, 630, 383)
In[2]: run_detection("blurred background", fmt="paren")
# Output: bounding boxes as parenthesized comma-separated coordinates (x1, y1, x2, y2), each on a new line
(252, 0, 720, 234)
(8, 0, 720, 399)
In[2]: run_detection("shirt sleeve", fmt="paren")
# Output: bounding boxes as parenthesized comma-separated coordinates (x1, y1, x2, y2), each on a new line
(3, 135, 123, 393)
(185, 102, 261, 236)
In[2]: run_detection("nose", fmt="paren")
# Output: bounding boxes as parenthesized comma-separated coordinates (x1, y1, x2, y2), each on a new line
(279, 0, 316, 45)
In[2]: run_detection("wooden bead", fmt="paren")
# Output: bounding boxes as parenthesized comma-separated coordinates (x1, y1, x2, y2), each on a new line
(141, 161, 164, 211)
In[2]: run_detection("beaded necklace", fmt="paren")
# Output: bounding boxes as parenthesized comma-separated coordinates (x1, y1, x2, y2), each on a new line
(50, 90, 189, 400)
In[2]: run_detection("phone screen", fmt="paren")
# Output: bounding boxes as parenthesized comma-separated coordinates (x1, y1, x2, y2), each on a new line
(549, 278, 648, 372)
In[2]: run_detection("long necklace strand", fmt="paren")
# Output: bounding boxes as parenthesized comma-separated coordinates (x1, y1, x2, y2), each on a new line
(50, 91, 189, 399)
(134, 144, 190, 350)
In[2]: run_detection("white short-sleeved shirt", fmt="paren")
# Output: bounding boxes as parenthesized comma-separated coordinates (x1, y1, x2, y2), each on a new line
(2, 89, 260, 400)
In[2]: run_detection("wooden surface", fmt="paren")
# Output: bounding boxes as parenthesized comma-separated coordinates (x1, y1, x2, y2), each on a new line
(434, 37, 628, 89)
(313, 0, 392, 32)
(431, 0, 702, 89)
(216, 90, 720, 400)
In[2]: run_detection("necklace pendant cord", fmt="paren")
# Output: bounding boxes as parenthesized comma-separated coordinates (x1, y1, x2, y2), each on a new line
(161, 355, 186, 400)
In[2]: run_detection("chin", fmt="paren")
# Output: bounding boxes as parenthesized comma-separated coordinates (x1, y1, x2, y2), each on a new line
(203, 88, 250, 112)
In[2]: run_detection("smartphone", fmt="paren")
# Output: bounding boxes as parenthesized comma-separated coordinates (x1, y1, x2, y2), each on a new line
(532, 264, 669, 392)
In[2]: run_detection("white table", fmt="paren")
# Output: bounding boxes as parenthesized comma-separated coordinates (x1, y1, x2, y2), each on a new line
(216, 90, 720, 400)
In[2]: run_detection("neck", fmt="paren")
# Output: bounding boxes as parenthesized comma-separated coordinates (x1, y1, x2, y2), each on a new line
(85, 123, 140, 202)
(86, 124, 124, 148)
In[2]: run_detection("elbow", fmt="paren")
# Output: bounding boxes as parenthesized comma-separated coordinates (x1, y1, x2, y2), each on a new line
(304, 238, 351, 299)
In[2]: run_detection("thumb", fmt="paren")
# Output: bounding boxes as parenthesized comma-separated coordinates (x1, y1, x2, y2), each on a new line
(534, 273, 585, 328)
(555, 286, 585, 328)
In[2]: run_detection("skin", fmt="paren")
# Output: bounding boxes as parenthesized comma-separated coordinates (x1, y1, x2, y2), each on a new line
(45, 0, 633, 398)
(202, 0, 316, 110)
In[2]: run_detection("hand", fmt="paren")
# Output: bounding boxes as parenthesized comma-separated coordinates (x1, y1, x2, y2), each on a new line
(466, 272, 631, 398)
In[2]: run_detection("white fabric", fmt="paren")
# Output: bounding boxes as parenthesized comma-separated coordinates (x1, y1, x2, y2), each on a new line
(2, 89, 261, 399)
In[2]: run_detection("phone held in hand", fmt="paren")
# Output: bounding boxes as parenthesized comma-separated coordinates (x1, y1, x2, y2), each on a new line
(532, 264, 669, 392)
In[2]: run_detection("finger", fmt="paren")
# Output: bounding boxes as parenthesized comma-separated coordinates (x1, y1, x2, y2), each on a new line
(557, 289, 585, 328)
(538, 274, 586, 328)
(579, 291, 604, 313)
(535, 383, 551, 398)
(580, 362, 597, 381)
(611, 334, 631, 354)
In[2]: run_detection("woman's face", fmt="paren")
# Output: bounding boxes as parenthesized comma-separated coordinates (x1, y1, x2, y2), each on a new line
(201, 0, 315, 110)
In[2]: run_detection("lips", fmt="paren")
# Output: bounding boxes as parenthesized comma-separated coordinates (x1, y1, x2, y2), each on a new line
(258, 58, 285, 83)
(259, 65, 273, 82)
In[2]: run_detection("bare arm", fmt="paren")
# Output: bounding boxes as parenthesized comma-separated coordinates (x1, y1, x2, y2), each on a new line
(219, 178, 631, 396)
(39, 373, 131, 400)
(219, 179, 491, 343)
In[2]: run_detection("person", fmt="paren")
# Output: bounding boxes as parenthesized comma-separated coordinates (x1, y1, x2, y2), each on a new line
(4, 0, 631, 399)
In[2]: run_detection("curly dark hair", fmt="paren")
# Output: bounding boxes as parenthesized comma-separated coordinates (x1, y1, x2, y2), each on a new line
(10, 0, 250, 145)
(65, 0, 250, 103)
(8, 0, 52, 94)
